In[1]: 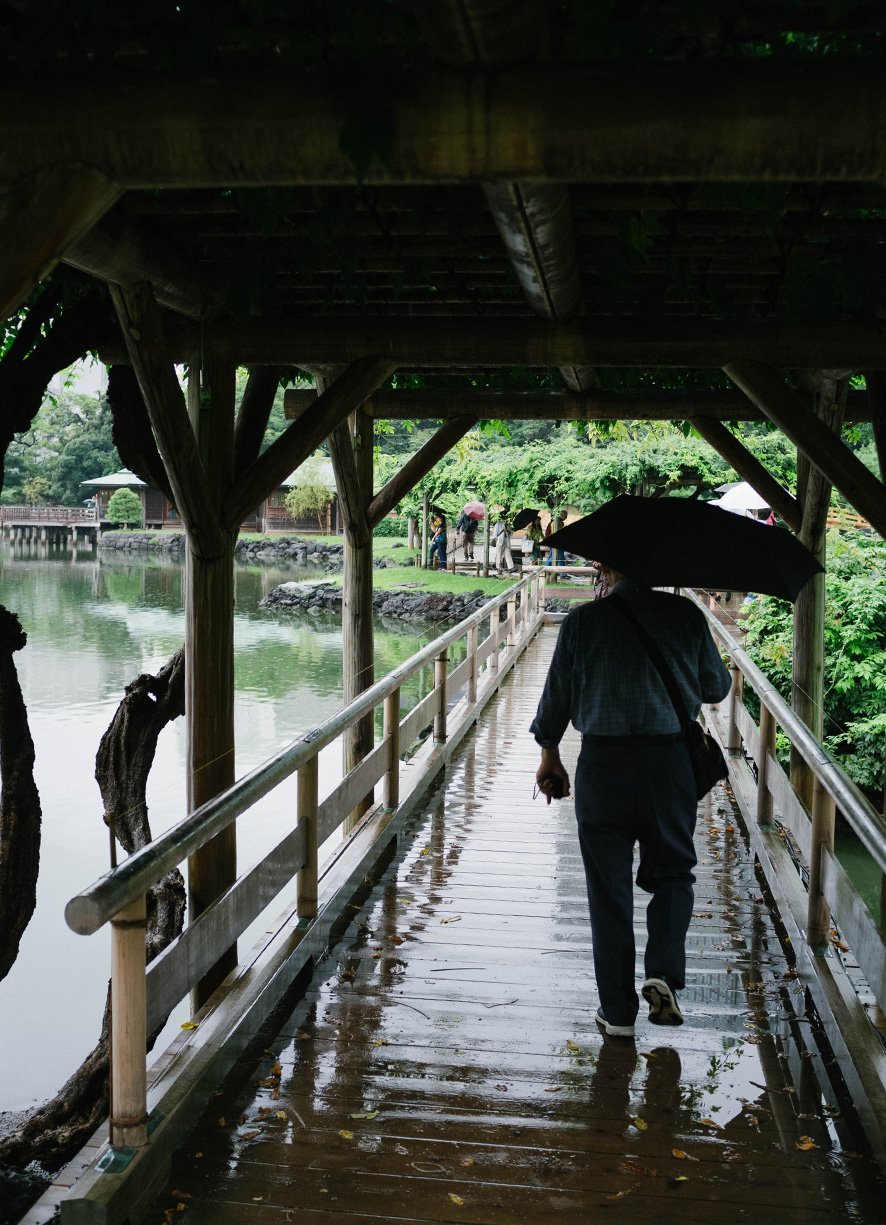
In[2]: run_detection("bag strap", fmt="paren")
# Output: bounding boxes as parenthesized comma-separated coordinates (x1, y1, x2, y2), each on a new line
(610, 595, 692, 730)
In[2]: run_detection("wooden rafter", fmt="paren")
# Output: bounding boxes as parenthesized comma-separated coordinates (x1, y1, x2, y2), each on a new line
(285, 387, 870, 423)
(108, 281, 225, 558)
(866, 373, 886, 482)
(0, 165, 120, 321)
(4, 62, 886, 188)
(103, 317, 886, 370)
(690, 417, 801, 531)
(724, 360, 886, 540)
(232, 367, 281, 479)
(222, 357, 396, 531)
(367, 416, 477, 528)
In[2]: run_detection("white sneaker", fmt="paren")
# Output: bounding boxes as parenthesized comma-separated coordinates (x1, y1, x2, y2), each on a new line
(641, 978, 684, 1026)
(595, 1009, 635, 1038)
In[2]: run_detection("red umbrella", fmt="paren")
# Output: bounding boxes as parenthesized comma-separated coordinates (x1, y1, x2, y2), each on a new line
(462, 501, 485, 520)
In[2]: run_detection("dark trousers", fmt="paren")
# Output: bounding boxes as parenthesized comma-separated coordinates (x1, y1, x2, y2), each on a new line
(574, 738, 698, 1026)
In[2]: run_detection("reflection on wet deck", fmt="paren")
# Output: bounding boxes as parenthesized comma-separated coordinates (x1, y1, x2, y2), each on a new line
(149, 629, 883, 1223)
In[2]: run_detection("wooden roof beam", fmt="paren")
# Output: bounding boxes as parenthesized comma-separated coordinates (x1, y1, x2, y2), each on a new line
(0, 165, 120, 321)
(367, 416, 478, 528)
(64, 212, 214, 320)
(108, 317, 886, 371)
(5, 62, 886, 188)
(690, 416, 801, 531)
(222, 357, 396, 531)
(724, 360, 886, 540)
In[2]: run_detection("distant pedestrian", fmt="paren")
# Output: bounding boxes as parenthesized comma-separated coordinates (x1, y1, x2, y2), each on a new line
(493, 515, 515, 574)
(456, 510, 479, 560)
(430, 515, 447, 569)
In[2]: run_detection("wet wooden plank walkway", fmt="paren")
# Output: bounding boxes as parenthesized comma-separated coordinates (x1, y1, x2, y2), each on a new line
(148, 628, 883, 1225)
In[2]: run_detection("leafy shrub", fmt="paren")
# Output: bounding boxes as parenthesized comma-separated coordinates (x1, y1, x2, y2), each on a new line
(740, 530, 886, 796)
(106, 487, 143, 527)
(373, 515, 409, 537)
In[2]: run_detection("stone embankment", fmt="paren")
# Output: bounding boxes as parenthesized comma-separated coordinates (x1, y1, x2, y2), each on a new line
(263, 581, 495, 623)
(98, 532, 365, 572)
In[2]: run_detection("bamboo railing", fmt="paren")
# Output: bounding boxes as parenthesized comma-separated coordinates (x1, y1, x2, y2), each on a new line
(65, 571, 547, 1151)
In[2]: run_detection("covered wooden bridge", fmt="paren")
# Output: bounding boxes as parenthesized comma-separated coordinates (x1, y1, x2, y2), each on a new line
(2, 2, 886, 1222)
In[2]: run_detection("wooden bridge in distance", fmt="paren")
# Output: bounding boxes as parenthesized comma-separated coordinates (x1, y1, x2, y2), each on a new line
(27, 574, 886, 1224)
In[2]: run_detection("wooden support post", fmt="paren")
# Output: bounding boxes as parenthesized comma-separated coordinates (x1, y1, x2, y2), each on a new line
(366, 416, 475, 527)
(867, 372, 886, 481)
(329, 404, 376, 829)
(537, 570, 547, 622)
(724, 360, 886, 540)
(383, 689, 401, 810)
(482, 513, 490, 578)
(807, 777, 836, 949)
(490, 606, 500, 674)
(110, 894, 148, 1149)
(467, 623, 479, 705)
(186, 355, 237, 1005)
(421, 491, 429, 569)
(727, 666, 744, 756)
(506, 594, 517, 647)
(434, 650, 448, 744)
(690, 416, 801, 531)
(789, 375, 847, 808)
(407, 516, 416, 549)
(296, 756, 319, 920)
(756, 703, 776, 827)
(0, 165, 121, 321)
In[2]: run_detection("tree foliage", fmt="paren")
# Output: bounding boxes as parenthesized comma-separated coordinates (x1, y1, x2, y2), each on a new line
(106, 487, 143, 527)
(283, 457, 334, 529)
(741, 530, 886, 795)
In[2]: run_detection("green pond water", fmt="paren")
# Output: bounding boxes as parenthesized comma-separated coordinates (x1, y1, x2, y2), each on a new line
(0, 539, 447, 1113)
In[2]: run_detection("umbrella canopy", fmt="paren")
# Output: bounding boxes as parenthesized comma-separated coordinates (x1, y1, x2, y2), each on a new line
(462, 500, 485, 520)
(714, 481, 771, 514)
(545, 495, 822, 601)
(512, 507, 539, 531)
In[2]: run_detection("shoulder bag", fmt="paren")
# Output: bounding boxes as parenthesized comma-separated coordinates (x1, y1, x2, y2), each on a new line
(611, 597, 728, 800)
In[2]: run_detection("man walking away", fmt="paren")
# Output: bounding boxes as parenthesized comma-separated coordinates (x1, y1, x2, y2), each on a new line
(531, 566, 731, 1038)
(493, 514, 515, 574)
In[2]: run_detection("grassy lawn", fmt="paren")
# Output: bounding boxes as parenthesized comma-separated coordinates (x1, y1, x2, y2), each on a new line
(369, 566, 514, 595)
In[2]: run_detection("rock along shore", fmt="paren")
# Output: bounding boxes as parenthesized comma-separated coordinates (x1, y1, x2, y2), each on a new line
(262, 580, 497, 623)
(98, 532, 355, 571)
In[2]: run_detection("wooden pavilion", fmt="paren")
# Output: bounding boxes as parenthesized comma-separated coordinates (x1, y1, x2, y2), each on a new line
(2, 2, 886, 1021)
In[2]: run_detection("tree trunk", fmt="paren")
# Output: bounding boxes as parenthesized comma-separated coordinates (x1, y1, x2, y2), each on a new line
(0, 651, 186, 1170)
(0, 607, 41, 983)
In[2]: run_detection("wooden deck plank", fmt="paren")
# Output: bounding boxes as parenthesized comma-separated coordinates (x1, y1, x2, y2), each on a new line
(146, 627, 884, 1224)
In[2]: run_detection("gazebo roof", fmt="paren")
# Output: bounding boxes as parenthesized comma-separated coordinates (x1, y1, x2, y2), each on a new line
(80, 469, 147, 489)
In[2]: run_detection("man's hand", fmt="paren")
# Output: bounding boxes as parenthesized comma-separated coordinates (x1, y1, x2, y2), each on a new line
(536, 747, 571, 805)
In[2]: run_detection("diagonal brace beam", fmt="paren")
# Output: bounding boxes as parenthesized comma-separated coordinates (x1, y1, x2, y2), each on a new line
(109, 281, 225, 558)
(367, 415, 477, 529)
(223, 357, 396, 531)
(690, 416, 801, 531)
(724, 360, 886, 542)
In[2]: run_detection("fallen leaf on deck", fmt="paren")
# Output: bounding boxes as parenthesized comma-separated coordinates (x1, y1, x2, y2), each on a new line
(460, 1158, 474, 1167)
(350, 1110, 380, 1120)
(391, 934, 404, 945)
(216, 1117, 226, 1127)
(372, 1038, 388, 1047)
(671, 1150, 698, 1161)
(440, 916, 462, 924)
(632, 1117, 648, 1131)
(394, 1143, 409, 1155)
(544, 1086, 563, 1092)
(699, 1118, 723, 1130)
(296, 1030, 312, 1040)
(449, 1193, 465, 1206)
(619, 1159, 657, 1177)
(795, 1136, 818, 1151)
(606, 1183, 640, 1201)
(275, 1111, 287, 1120)
(170, 1191, 192, 1200)
(670, 1175, 690, 1184)
(270, 1063, 282, 1076)
(240, 1130, 262, 1140)
(180, 1021, 199, 1031)
(339, 1129, 354, 1140)
(566, 1040, 581, 1052)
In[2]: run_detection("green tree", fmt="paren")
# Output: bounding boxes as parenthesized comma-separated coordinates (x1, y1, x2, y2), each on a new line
(283, 457, 334, 529)
(106, 487, 143, 528)
(741, 530, 886, 796)
(5, 385, 120, 505)
(21, 475, 52, 504)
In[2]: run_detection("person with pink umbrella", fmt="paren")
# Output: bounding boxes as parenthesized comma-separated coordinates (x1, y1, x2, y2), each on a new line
(457, 501, 484, 561)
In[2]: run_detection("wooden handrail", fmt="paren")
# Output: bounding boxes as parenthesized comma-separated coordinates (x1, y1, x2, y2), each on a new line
(65, 573, 539, 936)
(686, 589, 886, 874)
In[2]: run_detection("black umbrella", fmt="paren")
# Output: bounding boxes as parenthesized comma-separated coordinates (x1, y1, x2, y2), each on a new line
(545, 494, 822, 601)
(512, 507, 539, 531)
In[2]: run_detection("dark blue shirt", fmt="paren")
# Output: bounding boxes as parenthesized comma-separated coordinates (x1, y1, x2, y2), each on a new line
(530, 580, 731, 747)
